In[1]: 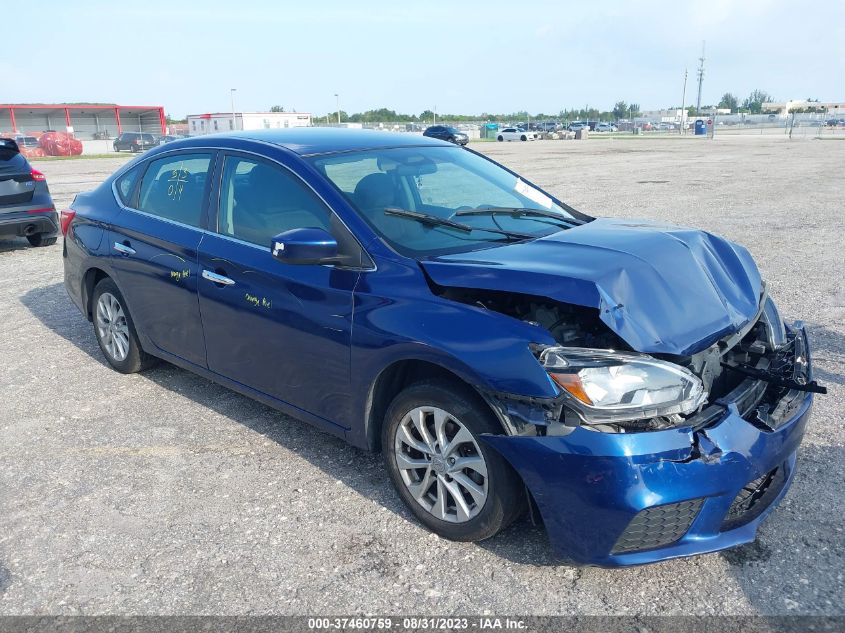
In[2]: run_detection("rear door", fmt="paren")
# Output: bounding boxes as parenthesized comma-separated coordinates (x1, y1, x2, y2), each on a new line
(0, 140, 36, 208)
(108, 150, 215, 367)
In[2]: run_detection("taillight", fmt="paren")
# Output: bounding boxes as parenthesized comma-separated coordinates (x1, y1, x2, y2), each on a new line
(30, 168, 46, 182)
(60, 209, 76, 236)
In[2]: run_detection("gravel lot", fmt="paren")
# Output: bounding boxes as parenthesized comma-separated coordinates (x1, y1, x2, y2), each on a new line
(1, 137, 842, 616)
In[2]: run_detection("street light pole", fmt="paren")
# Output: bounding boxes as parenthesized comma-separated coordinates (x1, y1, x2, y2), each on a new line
(680, 69, 688, 134)
(230, 88, 237, 130)
(334, 93, 340, 125)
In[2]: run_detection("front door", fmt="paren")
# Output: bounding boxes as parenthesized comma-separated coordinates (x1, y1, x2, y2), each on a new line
(108, 151, 215, 367)
(198, 153, 360, 425)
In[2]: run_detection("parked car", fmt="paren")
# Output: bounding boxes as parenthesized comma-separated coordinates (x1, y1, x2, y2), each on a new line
(113, 132, 158, 152)
(0, 138, 58, 247)
(14, 135, 40, 149)
(497, 127, 535, 141)
(594, 123, 618, 132)
(62, 129, 822, 566)
(567, 121, 589, 132)
(156, 135, 186, 146)
(13, 135, 46, 158)
(422, 126, 468, 146)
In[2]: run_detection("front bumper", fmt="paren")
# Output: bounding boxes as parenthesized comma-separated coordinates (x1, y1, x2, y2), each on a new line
(481, 328, 814, 567)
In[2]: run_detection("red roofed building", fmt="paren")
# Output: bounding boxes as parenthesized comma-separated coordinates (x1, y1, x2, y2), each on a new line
(0, 103, 166, 139)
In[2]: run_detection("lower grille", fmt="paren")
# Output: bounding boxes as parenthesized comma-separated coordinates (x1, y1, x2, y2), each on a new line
(721, 466, 785, 530)
(612, 499, 704, 554)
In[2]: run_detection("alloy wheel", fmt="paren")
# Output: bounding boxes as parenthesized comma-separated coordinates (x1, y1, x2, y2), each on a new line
(394, 406, 488, 523)
(96, 292, 130, 362)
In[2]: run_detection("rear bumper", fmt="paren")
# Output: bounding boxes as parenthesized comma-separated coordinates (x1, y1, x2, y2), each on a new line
(0, 209, 59, 237)
(481, 329, 814, 567)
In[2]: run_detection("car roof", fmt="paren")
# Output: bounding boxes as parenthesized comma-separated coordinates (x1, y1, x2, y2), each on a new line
(171, 128, 453, 156)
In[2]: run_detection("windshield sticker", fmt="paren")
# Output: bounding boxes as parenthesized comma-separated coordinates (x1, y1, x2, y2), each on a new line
(514, 179, 553, 209)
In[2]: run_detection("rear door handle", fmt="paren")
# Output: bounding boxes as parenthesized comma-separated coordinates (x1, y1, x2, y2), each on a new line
(202, 269, 235, 286)
(113, 242, 136, 255)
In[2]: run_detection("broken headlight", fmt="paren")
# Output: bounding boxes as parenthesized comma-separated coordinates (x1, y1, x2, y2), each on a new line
(538, 347, 708, 425)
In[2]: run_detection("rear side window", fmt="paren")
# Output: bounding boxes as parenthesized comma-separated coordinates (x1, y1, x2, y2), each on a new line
(137, 153, 212, 227)
(115, 165, 142, 205)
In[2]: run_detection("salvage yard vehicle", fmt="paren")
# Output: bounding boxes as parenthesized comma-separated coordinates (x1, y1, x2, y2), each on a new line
(0, 138, 58, 247)
(497, 127, 535, 141)
(62, 129, 823, 566)
(423, 126, 469, 146)
(113, 132, 158, 153)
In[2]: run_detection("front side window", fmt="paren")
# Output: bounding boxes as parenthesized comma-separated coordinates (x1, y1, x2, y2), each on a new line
(217, 156, 331, 246)
(137, 153, 212, 227)
(310, 146, 576, 257)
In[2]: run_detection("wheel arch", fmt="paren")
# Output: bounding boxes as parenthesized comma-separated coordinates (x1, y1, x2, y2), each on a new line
(81, 266, 113, 321)
(364, 358, 507, 452)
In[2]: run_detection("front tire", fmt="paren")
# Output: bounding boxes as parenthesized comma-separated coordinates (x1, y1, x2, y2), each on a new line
(382, 380, 524, 542)
(520, 135, 527, 141)
(92, 278, 157, 374)
(497, 135, 503, 142)
(27, 234, 57, 247)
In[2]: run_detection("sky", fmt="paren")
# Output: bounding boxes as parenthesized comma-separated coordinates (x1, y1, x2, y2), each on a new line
(3, 0, 842, 118)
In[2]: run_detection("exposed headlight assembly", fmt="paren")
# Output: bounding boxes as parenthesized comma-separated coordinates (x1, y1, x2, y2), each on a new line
(538, 347, 708, 425)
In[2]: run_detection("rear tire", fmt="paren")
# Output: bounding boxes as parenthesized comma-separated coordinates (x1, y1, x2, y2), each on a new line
(520, 135, 527, 141)
(27, 234, 57, 247)
(382, 380, 524, 542)
(497, 135, 503, 142)
(91, 278, 157, 374)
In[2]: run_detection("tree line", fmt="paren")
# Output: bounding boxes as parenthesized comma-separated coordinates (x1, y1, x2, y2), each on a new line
(307, 103, 643, 124)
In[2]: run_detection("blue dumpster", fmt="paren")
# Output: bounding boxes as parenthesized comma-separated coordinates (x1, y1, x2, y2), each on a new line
(694, 119, 706, 135)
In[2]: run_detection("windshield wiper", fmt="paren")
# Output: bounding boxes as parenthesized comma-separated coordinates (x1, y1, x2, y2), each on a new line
(455, 207, 579, 227)
(384, 207, 535, 240)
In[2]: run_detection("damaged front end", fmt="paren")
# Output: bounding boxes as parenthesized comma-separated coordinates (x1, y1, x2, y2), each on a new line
(439, 285, 821, 565)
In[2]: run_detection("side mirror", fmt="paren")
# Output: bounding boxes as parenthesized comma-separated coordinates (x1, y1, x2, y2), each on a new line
(270, 227, 338, 265)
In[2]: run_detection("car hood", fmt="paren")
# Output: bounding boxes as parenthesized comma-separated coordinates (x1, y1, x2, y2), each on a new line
(420, 218, 763, 356)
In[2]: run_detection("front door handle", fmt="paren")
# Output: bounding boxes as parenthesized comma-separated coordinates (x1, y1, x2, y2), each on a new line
(113, 241, 136, 255)
(202, 269, 235, 286)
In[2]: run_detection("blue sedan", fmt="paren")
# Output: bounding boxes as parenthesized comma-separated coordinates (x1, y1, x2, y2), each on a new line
(62, 129, 821, 566)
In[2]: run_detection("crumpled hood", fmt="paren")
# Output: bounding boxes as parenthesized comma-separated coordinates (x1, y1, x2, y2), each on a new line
(421, 218, 763, 356)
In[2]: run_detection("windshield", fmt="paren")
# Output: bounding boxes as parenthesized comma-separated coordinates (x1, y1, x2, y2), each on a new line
(309, 146, 576, 257)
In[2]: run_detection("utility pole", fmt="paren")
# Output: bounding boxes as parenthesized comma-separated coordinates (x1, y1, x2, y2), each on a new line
(230, 88, 237, 131)
(695, 41, 705, 115)
(433, 105, 437, 124)
(680, 68, 688, 134)
(334, 94, 340, 125)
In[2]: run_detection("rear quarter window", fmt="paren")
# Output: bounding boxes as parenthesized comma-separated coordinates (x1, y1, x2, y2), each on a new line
(115, 165, 143, 205)
(137, 153, 213, 227)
